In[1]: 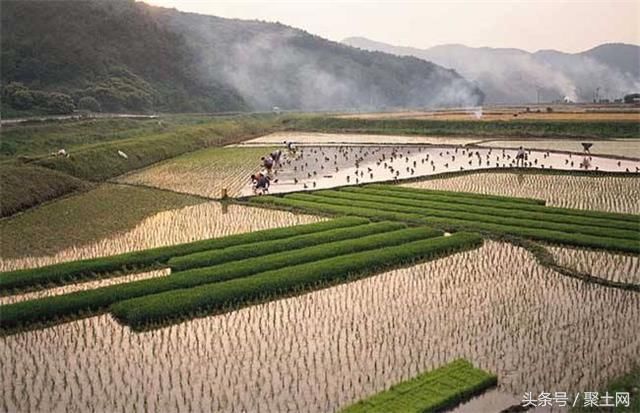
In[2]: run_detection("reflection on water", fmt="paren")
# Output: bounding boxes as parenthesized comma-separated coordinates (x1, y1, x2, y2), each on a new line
(2, 242, 638, 412)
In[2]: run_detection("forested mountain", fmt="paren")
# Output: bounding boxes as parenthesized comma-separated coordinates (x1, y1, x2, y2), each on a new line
(343, 37, 640, 104)
(1, 0, 483, 116)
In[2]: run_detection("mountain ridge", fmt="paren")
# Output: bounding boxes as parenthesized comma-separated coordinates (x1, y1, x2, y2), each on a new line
(343, 37, 640, 104)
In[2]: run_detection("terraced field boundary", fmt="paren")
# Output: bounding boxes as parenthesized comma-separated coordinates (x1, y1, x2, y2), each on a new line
(1, 222, 471, 334)
(248, 184, 639, 254)
(0, 217, 367, 294)
(340, 358, 497, 413)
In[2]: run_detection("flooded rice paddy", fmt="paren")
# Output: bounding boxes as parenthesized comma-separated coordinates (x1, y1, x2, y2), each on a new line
(236, 142, 638, 197)
(2, 241, 638, 412)
(548, 246, 640, 285)
(478, 138, 640, 160)
(404, 173, 640, 214)
(0, 202, 323, 272)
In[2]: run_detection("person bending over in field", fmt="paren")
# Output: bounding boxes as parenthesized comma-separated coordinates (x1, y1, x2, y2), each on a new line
(254, 173, 271, 195)
(262, 156, 274, 174)
(270, 150, 283, 168)
(515, 146, 527, 167)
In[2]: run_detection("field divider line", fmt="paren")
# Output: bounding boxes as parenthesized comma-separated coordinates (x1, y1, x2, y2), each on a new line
(513, 239, 640, 293)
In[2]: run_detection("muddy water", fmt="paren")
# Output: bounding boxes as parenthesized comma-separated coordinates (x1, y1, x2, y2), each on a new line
(548, 246, 640, 285)
(405, 173, 640, 214)
(0, 269, 171, 305)
(237, 144, 640, 197)
(2, 241, 638, 412)
(0, 202, 324, 272)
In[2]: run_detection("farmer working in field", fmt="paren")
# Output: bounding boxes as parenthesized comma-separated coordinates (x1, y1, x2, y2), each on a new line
(253, 172, 270, 195)
(262, 156, 274, 175)
(516, 146, 527, 167)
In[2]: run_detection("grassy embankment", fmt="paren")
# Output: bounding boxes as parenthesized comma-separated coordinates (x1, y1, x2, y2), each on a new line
(286, 116, 640, 139)
(0, 219, 480, 333)
(340, 358, 497, 413)
(1, 114, 283, 217)
(0, 184, 205, 259)
(248, 184, 640, 254)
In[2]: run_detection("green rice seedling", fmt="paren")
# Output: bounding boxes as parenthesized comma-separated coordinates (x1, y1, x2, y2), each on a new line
(168, 221, 405, 271)
(0, 217, 366, 293)
(0, 226, 438, 332)
(340, 359, 497, 413)
(110, 232, 482, 329)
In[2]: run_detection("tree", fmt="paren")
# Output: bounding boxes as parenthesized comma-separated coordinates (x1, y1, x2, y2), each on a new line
(78, 96, 102, 112)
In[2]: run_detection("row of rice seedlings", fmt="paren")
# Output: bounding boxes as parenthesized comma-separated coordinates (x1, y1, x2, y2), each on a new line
(117, 147, 275, 198)
(0, 269, 171, 306)
(403, 173, 640, 214)
(2, 241, 638, 412)
(548, 246, 640, 285)
(0, 202, 324, 272)
(340, 358, 497, 413)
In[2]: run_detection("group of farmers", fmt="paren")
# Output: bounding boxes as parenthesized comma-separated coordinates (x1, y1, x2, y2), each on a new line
(250, 141, 295, 195)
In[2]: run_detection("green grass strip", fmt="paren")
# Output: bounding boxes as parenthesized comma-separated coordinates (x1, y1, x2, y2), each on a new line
(366, 183, 545, 205)
(340, 358, 497, 413)
(169, 221, 405, 271)
(330, 188, 634, 231)
(290, 193, 638, 242)
(0, 225, 438, 333)
(256, 195, 639, 253)
(110, 232, 482, 329)
(0, 217, 367, 293)
(250, 196, 425, 222)
(362, 184, 640, 224)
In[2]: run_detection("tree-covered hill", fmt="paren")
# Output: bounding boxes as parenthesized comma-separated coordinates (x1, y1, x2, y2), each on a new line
(1, 0, 483, 115)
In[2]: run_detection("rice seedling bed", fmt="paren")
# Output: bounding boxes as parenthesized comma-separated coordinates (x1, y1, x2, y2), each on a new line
(1, 202, 324, 273)
(340, 358, 497, 413)
(0, 269, 170, 306)
(110, 232, 481, 330)
(0, 224, 444, 332)
(0, 217, 362, 294)
(2, 241, 637, 412)
(404, 172, 640, 214)
(250, 185, 639, 253)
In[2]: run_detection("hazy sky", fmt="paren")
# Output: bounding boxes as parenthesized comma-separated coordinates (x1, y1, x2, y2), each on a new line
(143, 0, 639, 53)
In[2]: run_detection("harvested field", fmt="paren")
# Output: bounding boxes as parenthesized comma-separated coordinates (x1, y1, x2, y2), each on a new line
(2, 241, 637, 412)
(117, 146, 277, 199)
(0, 202, 324, 272)
(403, 173, 640, 214)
